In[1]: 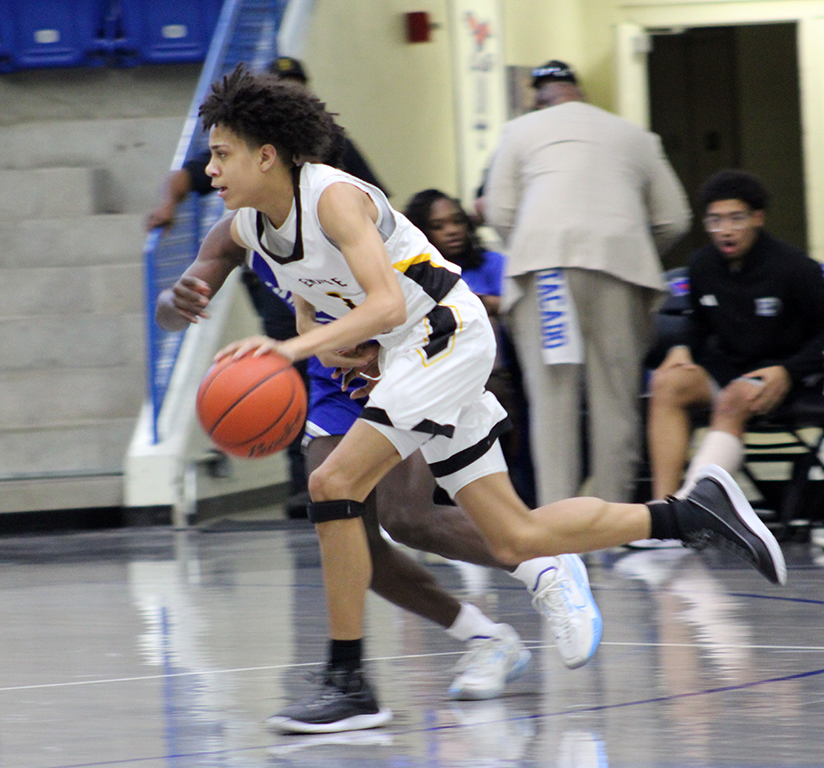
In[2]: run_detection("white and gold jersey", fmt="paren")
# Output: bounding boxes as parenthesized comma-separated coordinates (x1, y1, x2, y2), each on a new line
(234, 162, 462, 349)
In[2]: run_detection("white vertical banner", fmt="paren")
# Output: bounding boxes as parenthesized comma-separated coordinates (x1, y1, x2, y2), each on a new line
(449, 0, 507, 206)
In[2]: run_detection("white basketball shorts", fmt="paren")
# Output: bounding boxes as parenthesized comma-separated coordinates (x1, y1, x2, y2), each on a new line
(360, 283, 510, 498)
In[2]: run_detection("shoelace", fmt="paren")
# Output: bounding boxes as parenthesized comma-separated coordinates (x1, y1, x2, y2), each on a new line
(453, 637, 504, 674)
(532, 577, 575, 645)
(301, 670, 357, 700)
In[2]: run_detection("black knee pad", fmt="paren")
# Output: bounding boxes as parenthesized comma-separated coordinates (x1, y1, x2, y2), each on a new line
(307, 499, 366, 524)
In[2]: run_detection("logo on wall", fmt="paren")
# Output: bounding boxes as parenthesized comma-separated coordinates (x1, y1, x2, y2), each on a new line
(463, 12, 494, 145)
(450, 0, 505, 205)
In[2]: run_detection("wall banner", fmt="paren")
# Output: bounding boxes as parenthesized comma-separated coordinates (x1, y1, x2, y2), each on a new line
(449, 0, 506, 206)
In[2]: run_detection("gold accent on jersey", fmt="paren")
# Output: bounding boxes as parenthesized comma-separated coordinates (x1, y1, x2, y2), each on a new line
(393, 252, 433, 272)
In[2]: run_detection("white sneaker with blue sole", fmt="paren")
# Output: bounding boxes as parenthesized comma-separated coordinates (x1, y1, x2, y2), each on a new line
(530, 554, 603, 669)
(449, 623, 531, 700)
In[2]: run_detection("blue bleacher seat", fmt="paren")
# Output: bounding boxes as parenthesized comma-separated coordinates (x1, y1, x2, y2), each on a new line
(0, 0, 108, 73)
(115, 0, 224, 65)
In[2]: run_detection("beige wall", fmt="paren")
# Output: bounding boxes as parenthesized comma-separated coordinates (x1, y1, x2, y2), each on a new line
(301, 0, 623, 208)
(303, 0, 824, 259)
(304, 1, 458, 208)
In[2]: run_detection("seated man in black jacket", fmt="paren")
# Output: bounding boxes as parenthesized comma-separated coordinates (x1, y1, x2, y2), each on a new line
(647, 169, 824, 503)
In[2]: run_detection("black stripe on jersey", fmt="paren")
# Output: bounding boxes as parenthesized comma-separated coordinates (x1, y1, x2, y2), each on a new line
(359, 406, 393, 427)
(398, 256, 461, 302)
(359, 407, 456, 438)
(254, 165, 306, 265)
(422, 304, 457, 360)
(428, 417, 512, 478)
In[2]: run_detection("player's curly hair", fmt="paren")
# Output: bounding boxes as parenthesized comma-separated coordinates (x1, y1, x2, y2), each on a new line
(199, 64, 345, 167)
(698, 169, 770, 212)
(404, 189, 486, 270)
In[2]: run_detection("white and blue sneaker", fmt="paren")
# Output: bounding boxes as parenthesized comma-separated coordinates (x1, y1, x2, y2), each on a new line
(530, 554, 602, 669)
(449, 624, 531, 700)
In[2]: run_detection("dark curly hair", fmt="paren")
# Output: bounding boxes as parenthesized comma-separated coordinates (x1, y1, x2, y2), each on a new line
(404, 189, 486, 270)
(698, 169, 770, 212)
(199, 64, 345, 167)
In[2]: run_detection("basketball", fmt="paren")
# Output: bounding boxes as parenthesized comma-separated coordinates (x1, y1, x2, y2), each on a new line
(196, 352, 307, 459)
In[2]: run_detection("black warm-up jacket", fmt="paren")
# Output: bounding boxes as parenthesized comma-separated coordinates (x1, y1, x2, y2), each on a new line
(685, 231, 824, 387)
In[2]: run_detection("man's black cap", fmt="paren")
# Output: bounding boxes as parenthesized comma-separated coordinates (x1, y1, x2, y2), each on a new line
(269, 56, 308, 83)
(531, 60, 577, 88)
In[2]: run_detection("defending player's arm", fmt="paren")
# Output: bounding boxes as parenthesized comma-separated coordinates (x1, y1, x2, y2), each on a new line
(156, 213, 245, 331)
(222, 183, 406, 364)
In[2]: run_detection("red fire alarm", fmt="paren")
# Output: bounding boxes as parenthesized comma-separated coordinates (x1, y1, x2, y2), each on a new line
(405, 11, 431, 43)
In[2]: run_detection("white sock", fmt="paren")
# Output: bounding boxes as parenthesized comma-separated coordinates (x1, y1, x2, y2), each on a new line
(446, 602, 501, 641)
(509, 556, 560, 594)
(677, 430, 744, 498)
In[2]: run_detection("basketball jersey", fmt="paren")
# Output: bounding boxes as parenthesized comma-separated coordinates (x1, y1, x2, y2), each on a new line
(234, 163, 462, 348)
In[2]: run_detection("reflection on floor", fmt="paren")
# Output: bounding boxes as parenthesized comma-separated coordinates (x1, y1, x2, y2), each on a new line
(0, 511, 823, 768)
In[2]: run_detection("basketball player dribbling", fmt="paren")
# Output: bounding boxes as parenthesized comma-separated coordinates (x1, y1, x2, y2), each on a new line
(159, 213, 599, 706)
(164, 65, 787, 734)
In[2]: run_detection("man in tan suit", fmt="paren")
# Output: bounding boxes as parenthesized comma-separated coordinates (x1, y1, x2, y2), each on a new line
(484, 60, 690, 505)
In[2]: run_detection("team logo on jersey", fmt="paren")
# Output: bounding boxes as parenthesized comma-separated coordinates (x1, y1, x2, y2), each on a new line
(755, 297, 782, 316)
(699, 294, 718, 307)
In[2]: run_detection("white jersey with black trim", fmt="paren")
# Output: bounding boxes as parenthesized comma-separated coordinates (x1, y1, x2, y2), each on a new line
(234, 163, 462, 348)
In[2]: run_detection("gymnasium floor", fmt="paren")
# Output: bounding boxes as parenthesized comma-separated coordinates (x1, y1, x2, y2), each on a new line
(1, 506, 823, 768)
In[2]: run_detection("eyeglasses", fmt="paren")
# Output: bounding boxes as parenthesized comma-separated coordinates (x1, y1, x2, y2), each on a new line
(703, 212, 752, 232)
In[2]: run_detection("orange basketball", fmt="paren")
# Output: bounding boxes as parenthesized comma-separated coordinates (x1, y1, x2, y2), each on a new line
(196, 352, 307, 458)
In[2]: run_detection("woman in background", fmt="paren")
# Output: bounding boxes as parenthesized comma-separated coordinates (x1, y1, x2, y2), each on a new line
(405, 189, 536, 506)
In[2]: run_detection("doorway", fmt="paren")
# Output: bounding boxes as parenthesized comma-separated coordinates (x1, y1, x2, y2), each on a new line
(647, 23, 806, 269)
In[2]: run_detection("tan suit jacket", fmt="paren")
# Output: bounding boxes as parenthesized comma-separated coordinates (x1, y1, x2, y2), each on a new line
(485, 101, 690, 290)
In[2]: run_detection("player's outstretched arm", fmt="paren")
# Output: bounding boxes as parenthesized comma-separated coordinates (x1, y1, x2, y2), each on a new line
(155, 213, 246, 332)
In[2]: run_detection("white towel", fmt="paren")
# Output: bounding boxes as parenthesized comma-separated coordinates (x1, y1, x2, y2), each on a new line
(535, 268, 584, 365)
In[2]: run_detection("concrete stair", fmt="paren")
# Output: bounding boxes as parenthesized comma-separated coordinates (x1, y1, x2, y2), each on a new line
(0, 167, 146, 514)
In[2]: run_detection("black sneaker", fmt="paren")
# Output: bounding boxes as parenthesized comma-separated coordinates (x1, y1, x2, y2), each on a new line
(673, 465, 787, 585)
(266, 667, 393, 734)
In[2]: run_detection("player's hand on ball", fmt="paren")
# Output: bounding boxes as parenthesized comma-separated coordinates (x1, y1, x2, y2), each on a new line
(172, 276, 213, 323)
(215, 336, 293, 362)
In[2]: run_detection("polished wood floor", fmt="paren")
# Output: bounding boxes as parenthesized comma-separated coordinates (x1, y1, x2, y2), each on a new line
(1, 508, 823, 768)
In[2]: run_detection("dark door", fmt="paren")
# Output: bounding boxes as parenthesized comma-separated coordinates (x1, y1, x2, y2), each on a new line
(648, 24, 806, 269)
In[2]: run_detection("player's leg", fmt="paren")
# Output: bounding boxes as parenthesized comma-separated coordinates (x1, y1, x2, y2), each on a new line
(453, 466, 786, 586)
(647, 360, 714, 498)
(376, 450, 505, 568)
(455, 472, 650, 560)
(306, 434, 530, 701)
(379, 451, 607, 668)
(268, 421, 401, 734)
(307, 420, 402, 640)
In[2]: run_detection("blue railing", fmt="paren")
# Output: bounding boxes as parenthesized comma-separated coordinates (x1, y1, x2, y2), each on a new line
(144, 0, 289, 443)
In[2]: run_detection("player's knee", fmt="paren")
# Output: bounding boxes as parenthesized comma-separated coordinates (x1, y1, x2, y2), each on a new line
(483, 526, 537, 566)
(307, 463, 354, 502)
